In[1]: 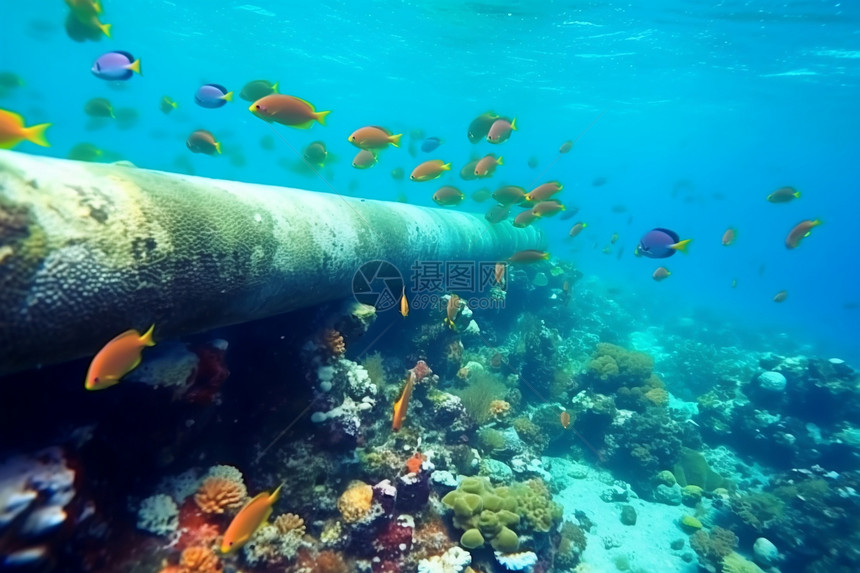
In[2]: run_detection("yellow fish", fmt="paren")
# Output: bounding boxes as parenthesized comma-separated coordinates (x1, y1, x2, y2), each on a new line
(221, 485, 283, 553)
(0, 109, 50, 149)
(400, 286, 409, 318)
(85, 325, 155, 390)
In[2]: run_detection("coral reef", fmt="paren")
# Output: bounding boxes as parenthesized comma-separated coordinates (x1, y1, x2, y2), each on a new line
(193, 476, 247, 514)
(337, 480, 374, 523)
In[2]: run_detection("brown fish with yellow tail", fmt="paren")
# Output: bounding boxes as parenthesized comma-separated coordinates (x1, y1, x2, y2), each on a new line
(785, 219, 821, 249)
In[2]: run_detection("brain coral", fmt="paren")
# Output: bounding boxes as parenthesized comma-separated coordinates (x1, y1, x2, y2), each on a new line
(337, 481, 374, 523)
(194, 477, 247, 514)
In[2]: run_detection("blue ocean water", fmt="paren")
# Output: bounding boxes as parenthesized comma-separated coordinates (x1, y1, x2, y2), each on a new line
(3, 1, 857, 364)
(2, 4, 860, 571)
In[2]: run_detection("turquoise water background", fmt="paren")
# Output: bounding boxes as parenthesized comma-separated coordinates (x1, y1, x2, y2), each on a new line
(1, 1, 858, 361)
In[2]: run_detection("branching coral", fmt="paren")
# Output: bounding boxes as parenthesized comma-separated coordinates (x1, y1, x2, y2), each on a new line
(178, 546, 222, 573)
(322, 328, 346, 357)
(337, 481, 373, 523)
(690, 527, 738, 571)
(274, 513, 306, 537)
(193, 477, 246, 514)
(489, 399, 512, 421)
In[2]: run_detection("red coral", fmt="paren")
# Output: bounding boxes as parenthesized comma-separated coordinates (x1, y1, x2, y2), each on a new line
(405, 453, 425, 475)
(184, 341, 230, 404)
(175, 499, 222, 551)
(409, 360, 432, 382)
(372, 515, 413, 561)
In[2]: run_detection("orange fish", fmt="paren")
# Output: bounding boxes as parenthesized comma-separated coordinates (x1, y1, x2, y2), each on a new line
(400, 286, 409, 318)
(186, 130, 221, 155)
(221, 485, 283, 553)
(474, 154, 503, 177)
(531, 201, 565, 218)
(248, 94, 330, 128)
(495, 262, 506, 289)
(410, 159, 451, 182)
(560, 411, 571, 429)
(0, 109, 51, 149)
(773, 290, 788, 303)
(721, 227, 737, 246)
(785, 219, 821, 249)
(85, 325, 155, 390)
(652, 267, 671, 281)
(513, 210, 538, 228)
(348, 126, 402, 150)
(444, 294, 461, 330)
(508, 250, 549, 263)
(392, 372, 416, 431)
(459, 159, 480, 180)
(524, 181, 563, 202)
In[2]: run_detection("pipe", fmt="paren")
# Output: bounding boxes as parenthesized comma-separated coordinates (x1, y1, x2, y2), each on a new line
(0, 150, 545, 375)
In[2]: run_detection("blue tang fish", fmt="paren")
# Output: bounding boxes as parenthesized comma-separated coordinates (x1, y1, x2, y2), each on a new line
(421, 136, 443, 153)
(195, 84, 233, 108)
(634, 228, 691, 258)
(91, 51, 141, 81)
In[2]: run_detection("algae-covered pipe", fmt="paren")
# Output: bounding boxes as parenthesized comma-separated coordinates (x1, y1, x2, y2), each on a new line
(0, 150, 545, 375)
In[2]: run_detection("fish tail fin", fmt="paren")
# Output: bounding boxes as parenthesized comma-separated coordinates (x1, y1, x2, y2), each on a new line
(672, 239, 692, 253)
(442, 162, 452, 171)
(497, 156, 504, 165)
(222, 91, 234, 102)
(794, 190, 801, 198)
(215, 141, 222, 155)
(315, 110, 331, 126)
(542, 252, 551, 260)
(23, 123, 51, 147)
(390, 133, 402, 147)
(269, 483, 283, 504)
(140, 324, 156, 347)
(271, 82, 279, 93)
(128, 58, 142, 75)
(99, 23, 112, 38)
(582, 222, 588, 228)
(511, 117, 517, 130)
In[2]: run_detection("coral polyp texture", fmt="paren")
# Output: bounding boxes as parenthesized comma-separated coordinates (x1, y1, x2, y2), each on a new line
(193, 477, 247, 514)
(337, 480, 374, 523)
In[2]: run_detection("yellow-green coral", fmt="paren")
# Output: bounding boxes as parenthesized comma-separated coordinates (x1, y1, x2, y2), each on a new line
(680, 515, 703, 532)
(441, 476, 562, 553)
(722, 552, 765, 573)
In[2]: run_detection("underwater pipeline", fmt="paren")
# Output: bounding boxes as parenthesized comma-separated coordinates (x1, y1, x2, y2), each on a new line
(0, 149, 544, 375)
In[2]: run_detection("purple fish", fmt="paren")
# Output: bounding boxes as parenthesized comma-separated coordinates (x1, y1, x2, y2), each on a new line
(195, 84, 233, 108)
(91, 51, 141, 81)
(634, 228, 691, 258)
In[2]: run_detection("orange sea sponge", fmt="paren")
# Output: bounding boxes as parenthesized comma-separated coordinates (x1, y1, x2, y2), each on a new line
(274, 512, 306, 537)
(194, 477, 247, 514)
(179, 546, 222, 573)
(337, 481, 374, 523)
(322, 328, 346, 356)
(489, 399, 512, 420)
